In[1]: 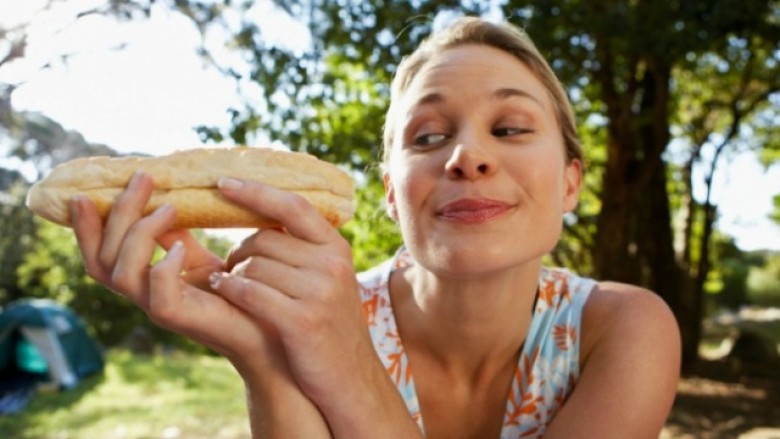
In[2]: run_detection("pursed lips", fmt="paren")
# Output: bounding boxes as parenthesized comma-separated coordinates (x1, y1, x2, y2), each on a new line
(437, 198, 514, 223)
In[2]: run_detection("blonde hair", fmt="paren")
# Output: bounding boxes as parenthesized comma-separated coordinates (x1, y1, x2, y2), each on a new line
(382, 17, 582, 165)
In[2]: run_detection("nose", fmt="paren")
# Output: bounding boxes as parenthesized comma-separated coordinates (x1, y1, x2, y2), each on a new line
(444, 136, 497, 180)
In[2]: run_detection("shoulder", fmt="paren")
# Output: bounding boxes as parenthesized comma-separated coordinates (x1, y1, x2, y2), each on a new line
(544, 282, 680, 437)
(581, 282, 680, 364)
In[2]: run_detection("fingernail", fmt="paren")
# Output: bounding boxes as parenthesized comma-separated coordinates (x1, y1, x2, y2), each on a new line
(153, 204, 173, 217)
(167, 240, 184, 258)
(218, 177, 243, 190)
(209, 271, 226, 289)
(129, 171, 147, 189)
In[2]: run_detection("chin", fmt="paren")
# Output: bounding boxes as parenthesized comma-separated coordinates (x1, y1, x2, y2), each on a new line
(408, 238, 552, 279)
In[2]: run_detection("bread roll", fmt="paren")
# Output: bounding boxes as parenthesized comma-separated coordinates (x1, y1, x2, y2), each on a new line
(26, 147, 355, 229)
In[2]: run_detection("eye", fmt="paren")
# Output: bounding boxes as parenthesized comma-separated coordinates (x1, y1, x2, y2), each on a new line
(492, 127, 534, 137)
(413, 133, 449, 148)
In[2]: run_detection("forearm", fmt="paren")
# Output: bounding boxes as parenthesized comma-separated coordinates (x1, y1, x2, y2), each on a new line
(317, 355, 424, 439)
(239, 365, 332, 439)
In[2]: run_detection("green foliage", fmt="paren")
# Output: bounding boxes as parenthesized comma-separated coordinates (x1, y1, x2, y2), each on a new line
(0, 177, 37, 304)
(0, 350, 249, 439)
(16, 219, 148, 347)
(340, 174, 402, 272)
(1, 108, 117, 181)
(704, 236, 765, 311)
(193, 0, 488, 170)
(2, 0, 778, 371)
(747, 252, 780, 307)
(550, 116, 608, 274)
(14, 217, 233, 352)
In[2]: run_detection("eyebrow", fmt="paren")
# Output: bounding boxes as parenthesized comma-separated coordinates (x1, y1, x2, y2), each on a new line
(412, 87, 544, 109)
(492, 87, 544, 107)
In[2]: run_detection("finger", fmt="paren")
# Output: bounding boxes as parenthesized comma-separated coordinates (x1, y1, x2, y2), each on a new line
(72, 195, 111, 284)
(230, 256, 311, 299)
(98, 171, 154, 270)
(209, 271, 298, 333)
(225, 228, 313, 272)
(111, 204, 176, 305)
(147, 240, 212, 332)
(148, 244, 258, 354)
(158, 228, 225, 270)
(217, 178, 337, 245)
(147, 240, 187, 322)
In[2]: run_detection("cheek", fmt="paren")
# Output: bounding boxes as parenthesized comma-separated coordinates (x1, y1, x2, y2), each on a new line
(390, 171, 418, 215)
(387, 160, 434, 235)
(509, 152, 570, 211)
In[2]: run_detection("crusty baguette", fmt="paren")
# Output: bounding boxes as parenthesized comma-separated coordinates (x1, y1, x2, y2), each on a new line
(26, 147, 355, 229)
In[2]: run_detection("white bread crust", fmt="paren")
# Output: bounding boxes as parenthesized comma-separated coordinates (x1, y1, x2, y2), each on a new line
(26, 147, 355, 229)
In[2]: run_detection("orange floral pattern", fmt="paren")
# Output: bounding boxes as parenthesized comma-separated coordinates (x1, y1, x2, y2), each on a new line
(357, 248, 595, 438)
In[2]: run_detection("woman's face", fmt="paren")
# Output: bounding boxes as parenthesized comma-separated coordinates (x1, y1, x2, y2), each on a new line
(384, 44, 581, 278)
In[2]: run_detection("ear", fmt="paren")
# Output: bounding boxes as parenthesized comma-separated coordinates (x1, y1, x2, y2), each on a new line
(562, 159, 582, 213)
(383, 172, 399, 221)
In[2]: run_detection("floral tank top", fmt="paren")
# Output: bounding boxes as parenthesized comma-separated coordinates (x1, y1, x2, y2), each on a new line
(357, 248, 596, 438)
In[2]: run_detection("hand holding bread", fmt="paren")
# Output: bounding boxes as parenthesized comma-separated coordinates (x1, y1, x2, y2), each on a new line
(26, 147, 355, 229)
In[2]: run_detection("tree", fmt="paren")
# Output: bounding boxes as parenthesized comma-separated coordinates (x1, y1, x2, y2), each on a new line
(673, 29, 780, 360)
(0, 172, 36, 303)
(15, 217, 233, 350)
(746, 251, 780, 307)
(517, 0, 780, 366)
(149, 0, 780, 366)
(4, 0, 778, 367)
(1, 94, 120, 307)
(0, 2, 232, 350)
(706, 235, 764, 311)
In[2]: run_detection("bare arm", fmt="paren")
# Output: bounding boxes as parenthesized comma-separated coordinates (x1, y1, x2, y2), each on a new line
(211, 178, 423, 439)
(239, 362, 331, 438)
(544, 282, 681, 438)
(71, 172, 331, 438)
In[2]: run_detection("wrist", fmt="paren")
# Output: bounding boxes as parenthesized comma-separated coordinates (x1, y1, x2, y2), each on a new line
(238, 361, 332, 438)
(318, 352, 423, 439)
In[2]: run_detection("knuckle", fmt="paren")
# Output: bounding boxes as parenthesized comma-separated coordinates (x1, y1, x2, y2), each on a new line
(225, 276, 257, 308)
(296, 308, 325, 334)
(110, 269, 134, 292)
(147, 308, 177, 329)
(321, 254, 353, 280)
(286, 194, 311, 216)
(146, 269, 176, 325)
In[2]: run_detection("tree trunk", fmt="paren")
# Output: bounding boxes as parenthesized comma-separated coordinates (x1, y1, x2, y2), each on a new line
(593, 58, 694, 364)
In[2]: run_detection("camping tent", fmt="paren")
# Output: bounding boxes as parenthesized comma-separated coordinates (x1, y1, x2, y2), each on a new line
(0, 299, 104, 390)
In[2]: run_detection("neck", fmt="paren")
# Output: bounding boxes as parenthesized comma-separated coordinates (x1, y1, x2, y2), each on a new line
(391, 261, 540, 379)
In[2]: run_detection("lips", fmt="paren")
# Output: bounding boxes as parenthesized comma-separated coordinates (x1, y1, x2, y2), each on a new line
(437, 198, 513, 223)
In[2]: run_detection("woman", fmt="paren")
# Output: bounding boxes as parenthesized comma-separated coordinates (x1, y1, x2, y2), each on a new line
(71, 17, 680, 438)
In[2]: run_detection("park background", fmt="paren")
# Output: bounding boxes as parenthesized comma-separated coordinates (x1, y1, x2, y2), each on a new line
(1, 0, 779, 437)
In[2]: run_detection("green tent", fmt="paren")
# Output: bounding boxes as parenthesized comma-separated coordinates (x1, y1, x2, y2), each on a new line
(0, 299, 104, 389)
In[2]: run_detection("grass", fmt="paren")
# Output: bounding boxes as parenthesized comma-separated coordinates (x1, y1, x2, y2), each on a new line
(6, 322, 778, 439)
(0, 350, 251, 439)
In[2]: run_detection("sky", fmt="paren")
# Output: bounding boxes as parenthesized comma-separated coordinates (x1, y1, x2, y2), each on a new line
(2, 0, 779, 251)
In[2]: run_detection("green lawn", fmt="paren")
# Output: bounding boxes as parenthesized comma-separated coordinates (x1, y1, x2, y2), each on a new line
(0, 350, 251, 439)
